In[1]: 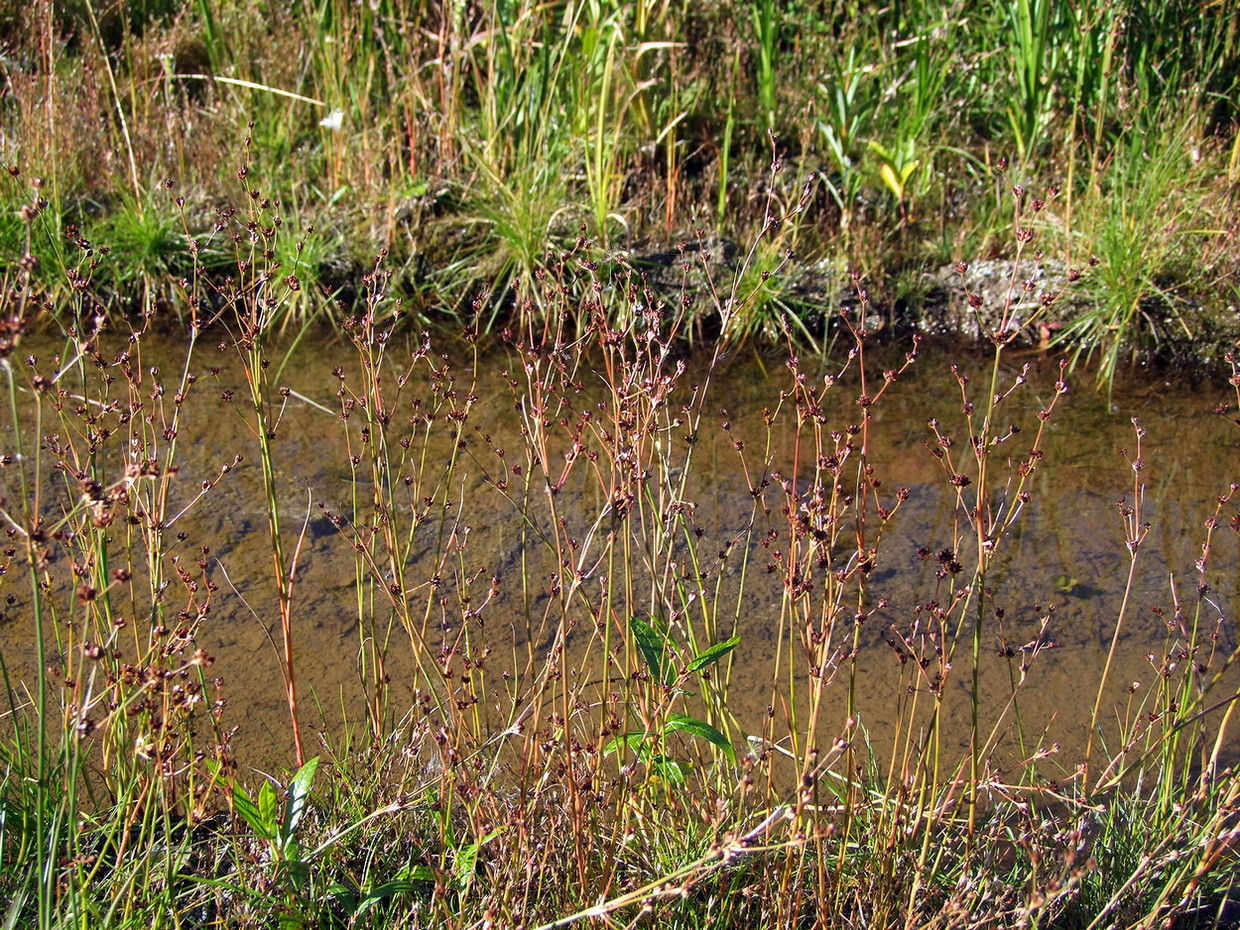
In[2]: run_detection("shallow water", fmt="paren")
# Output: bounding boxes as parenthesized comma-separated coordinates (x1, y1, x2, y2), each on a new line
(2, 329, 1237, 782)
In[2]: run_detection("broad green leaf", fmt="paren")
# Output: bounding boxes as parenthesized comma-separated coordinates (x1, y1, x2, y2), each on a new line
(281, 858, 310, 892)
(326, 884, 357, 912)
(398, 864, 437, 883)
(454, 827, 505, 890)
(630, 616, 674, 685)
(868, 139, 895, 163)
(648, 754, 687, 787)
(688, 634, 740, 673)
(354, 885, 412, 919)
(665, 712, 736, 763)
(283, 756, 320, 836)
(355, 876, 432, 917)
(231, 787, 273, 841)
(879, 162, 904, 200)
(329, 866, 433, 918)
(603, 731, 646, 757)
(258, 781, 278, 836)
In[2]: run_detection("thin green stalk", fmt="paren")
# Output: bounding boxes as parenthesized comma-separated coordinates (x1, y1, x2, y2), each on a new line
(716, 49, 740, 222)
(966, 341, 1004, 835)
(2, 227, 58, 930)
(1084, 422, 1147, 795)
(82, 0, 141, 203)
(252, 357, 305, 767)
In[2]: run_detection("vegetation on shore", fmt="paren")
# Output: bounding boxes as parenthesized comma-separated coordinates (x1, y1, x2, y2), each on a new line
(4, 149, 1240, 926)
(1, 0, 1238, 369)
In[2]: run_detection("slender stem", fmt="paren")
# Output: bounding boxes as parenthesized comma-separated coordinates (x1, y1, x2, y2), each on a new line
(1084, 545, 1139, 795)
(246, 335, 304, 767)
(1085, 422, 1146, 795)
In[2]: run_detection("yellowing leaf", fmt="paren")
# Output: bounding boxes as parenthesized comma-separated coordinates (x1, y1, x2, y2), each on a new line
(879, 162, 904, 200)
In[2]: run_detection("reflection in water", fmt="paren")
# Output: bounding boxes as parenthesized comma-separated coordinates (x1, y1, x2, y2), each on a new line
(2, 332, 1236, 779)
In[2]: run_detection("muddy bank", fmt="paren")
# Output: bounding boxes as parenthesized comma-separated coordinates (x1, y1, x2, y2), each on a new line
(624, 240, 1240, 370)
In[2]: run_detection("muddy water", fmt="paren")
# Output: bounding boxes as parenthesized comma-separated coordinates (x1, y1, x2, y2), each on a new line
(2, 331, 1237, 780)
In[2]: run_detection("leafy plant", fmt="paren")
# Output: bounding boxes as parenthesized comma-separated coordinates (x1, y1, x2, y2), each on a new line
(868, 32, 948, 221)
(723, 231, 804, 346)
(815, 46, 878, 231)
(750, 0, 779, 132)
(605, 616, 738, 787)
(1006, 0, 1059, 163)
(231, 756, 321, 890)
(229, 756, 434, 926)
(1058, 105, 1225, 385)
(94, 190, 192, 307)
(449, 2, 580, 322)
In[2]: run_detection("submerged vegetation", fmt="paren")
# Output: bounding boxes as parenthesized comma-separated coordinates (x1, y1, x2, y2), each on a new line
(1, 1, 1240, 927)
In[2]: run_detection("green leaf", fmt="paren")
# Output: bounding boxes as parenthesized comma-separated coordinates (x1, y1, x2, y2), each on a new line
(232, 786, 273, 841)
(2, 885, 27, 930)
(329, 865, 433, 918)
(867, 139, 895, 163)
(283, 756, 320, 837)
(354, 877, 430, 917)
(648, 754, 687, 787)
(258, 781, 278, 837)
(603, 731, 646, 757)
(326, 884, 357, 912)
(688, 634, 740, 673)
(879, 162, 904, 200)
(630, 616, 674, 685)
(454, 828, 505, 891)
(665, 712, 735, 763)
(402, 864, 437, 883)
(281, 858, 310, 892)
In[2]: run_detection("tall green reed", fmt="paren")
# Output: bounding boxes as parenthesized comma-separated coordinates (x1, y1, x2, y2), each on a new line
(1005, 0, 1058, 164)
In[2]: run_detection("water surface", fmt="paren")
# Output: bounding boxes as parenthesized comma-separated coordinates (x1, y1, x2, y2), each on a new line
(2, 331, 1236, 781)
